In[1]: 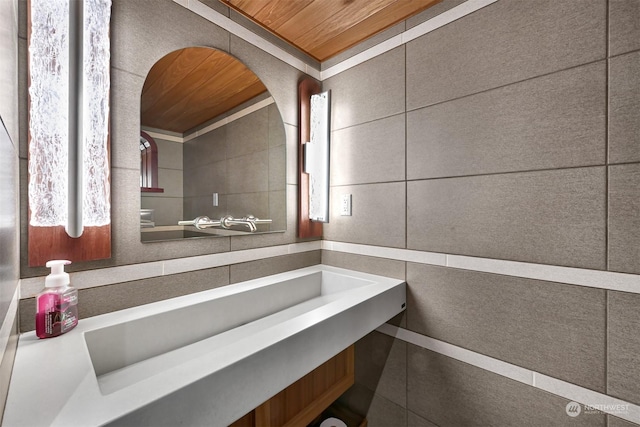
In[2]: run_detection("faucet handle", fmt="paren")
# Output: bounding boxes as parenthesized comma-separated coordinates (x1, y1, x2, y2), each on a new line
(178, 216, 221, 229)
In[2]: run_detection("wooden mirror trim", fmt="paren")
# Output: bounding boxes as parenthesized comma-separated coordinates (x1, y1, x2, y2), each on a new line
(298, 78, 323, 238)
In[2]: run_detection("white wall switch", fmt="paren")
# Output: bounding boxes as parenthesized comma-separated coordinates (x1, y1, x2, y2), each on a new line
(213, 193, 219, 207)
(341, 194, 352, 216)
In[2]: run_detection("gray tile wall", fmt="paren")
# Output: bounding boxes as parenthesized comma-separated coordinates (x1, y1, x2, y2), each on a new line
(407, 345, 605, 426)
(182, 104, 285, 228)
(0, 0, 20, 422)
(407, 263, 606, 392)
(323, 0, 640, 425)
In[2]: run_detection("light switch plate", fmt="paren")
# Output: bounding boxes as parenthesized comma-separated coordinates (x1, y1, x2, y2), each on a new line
(341, 194, 352, 216)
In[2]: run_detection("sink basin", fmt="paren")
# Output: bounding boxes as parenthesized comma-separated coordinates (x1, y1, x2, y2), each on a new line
(4, 265, 405, 427)
(85, 270, 376, 394)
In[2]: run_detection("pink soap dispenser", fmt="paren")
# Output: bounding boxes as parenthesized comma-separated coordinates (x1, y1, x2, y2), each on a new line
(36, 260, 78, 339)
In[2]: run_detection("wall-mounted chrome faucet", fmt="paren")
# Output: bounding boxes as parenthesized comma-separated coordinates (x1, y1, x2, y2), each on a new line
(178, 215, 272, 232)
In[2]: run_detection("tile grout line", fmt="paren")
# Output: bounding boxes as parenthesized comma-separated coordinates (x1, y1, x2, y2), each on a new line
(329, 162, 636, 190)
(405, 56, 608, 115)
(403, 42, 408, 254)
(377, 324, 640, 424)
(605, 0, 611, 403)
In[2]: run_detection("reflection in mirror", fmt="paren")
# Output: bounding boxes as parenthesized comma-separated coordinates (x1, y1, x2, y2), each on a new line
(139, 47, 287, 242)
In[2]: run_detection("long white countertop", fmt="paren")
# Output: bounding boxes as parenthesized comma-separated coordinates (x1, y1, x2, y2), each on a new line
(4, 265, 405, 426)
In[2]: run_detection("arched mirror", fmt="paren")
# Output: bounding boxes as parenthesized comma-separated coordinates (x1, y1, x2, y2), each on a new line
(139, 47, 287, 242)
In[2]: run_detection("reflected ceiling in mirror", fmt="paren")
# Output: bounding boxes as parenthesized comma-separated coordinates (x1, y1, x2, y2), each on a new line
(140, 47, 287, 242)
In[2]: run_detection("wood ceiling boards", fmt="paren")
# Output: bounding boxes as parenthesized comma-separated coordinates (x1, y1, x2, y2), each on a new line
(220, 0, 441, 61)
(141, 47, 267, 134)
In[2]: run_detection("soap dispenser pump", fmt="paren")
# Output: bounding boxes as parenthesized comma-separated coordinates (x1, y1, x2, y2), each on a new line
(36, 260, 78, 339)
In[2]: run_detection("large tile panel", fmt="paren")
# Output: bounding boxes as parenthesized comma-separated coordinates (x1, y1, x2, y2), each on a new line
(321, 251, 406, 281)
(407, 263, 606, 392)
(609, 163, 640, 274)
(139, 196, 182, 227)
(229, 251, 320, 283)
(407, 167, 607, 269)
(226, 107, 268, 159)
(331, 114, 405, 186)
(609, 51, 640, 165)
(407, 345, 606, 426)
(407, 62, 606, 179)
(337, 384, 408, 427)
(354, 331, 407, 408)
(324, 182, 406, 249)
(323, 47, 405, 130)
(183, 128, 227, 170)
(608, 291, 640, 406)
(406, 0, 606, 110)
(609, 0, 640, 57)
(227, 150, 269, 194)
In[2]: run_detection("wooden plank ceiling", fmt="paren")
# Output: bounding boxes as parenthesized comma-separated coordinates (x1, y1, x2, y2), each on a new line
(219, 0, 441, 61)
(141, 47, 267, 134)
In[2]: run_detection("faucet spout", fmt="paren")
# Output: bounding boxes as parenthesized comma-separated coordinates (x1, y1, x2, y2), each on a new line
(221, 215, 257, 232)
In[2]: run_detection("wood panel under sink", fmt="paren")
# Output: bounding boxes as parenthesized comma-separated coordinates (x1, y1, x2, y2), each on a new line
(230, 345, 356, 427)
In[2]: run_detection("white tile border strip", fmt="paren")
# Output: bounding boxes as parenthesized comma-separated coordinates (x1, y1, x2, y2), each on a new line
(322, 241, 640, 294)
(320, 0, 498, 80)
(447, 254, 640, 293)
(379, 323, 534, 386)
(0, 285, 19, 364)
(378, 324, 640, 424)
(323, 241, 446, 266)
(534, 373, 640, 424)
(144, 97, 275, 144)
(183, 97, 274, 142)
(175, 0, 497, 82)
(19, 241, 322, 299)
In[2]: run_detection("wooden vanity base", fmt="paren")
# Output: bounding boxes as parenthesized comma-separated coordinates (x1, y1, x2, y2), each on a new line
(231, 345, 355, 427)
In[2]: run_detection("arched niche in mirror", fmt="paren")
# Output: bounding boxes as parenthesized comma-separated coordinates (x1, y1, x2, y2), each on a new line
(139, 47, 287, 242)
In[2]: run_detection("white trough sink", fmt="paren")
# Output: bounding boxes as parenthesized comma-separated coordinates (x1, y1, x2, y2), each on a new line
(4, 265, 405, 427)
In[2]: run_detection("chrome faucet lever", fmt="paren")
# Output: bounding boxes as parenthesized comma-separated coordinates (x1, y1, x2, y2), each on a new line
(177, 216, 221, 230)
